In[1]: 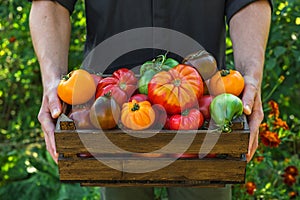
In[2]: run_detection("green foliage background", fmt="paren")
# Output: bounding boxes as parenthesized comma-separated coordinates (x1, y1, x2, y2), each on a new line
(0, 0, 299, 199)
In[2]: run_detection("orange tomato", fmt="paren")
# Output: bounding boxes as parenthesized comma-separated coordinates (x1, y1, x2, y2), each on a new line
(148, 64, 204, 115)
(208, 69, 244, 96)
(57, 69, 96, 105)
(121, 100, 155, 130)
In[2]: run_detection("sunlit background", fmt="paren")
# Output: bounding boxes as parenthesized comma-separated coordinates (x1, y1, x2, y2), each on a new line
(0, 0, 299, 199)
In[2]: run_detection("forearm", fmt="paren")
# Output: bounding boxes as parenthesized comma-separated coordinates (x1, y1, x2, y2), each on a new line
(229, 0, 271, 83)
(29, 1, 71, 89)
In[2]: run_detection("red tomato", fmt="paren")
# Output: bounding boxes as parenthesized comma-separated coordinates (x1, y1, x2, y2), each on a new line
(169, 108, 204, 130)
(205, 153, 217, 158)
(198, 95, 213, 120)
(129, 94, 149, 102)
(89, 93, 121, 130)
(68, 106, 94, 129)
(95, 68, 137, 106)
(172, 153, 198, 159)
(91, 73, 102, 86)
(148, 64, 203, 115)
(151, 104, 167, 129)
(164, 115, 172, 130)
(132, 153, 165, 158)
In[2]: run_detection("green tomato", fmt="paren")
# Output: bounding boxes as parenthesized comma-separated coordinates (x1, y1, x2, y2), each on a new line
(138, 69, 157, 95)
(210, 93, 243, 133)
(164, 58, 179, 68)
(140, 61, 155, 75)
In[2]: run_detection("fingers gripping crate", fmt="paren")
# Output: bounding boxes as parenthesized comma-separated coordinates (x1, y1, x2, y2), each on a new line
(55, 114, 249, 187)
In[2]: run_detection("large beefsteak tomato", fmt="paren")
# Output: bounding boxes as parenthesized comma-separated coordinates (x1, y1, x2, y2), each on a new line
(95, 68, 137, 106)
(148, 64, 203, 114)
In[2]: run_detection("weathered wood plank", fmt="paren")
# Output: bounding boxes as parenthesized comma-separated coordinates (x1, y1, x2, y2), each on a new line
(80, 182, 226, 188)
(55, 130, 249, 155)
(58, 158, 246, 183)
(55, 114, 249, 186)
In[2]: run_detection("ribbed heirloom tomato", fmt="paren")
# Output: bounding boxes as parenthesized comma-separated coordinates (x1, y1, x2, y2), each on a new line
(57, 69, 96, 105)
(209, 69, 244, 96)
(96, 68, 137, 106)
(148, 64, 203, 115)
(121, 100, 155, 130)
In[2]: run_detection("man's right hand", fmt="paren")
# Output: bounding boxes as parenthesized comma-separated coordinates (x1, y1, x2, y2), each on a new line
(38, 80, 62, 163)
(29, 1, 71, 163)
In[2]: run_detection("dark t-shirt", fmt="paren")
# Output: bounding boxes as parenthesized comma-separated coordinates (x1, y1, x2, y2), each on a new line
(49, 0, 272, 73)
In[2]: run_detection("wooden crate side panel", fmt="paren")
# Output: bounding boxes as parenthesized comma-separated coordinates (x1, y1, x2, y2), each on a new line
(58, 158, 246, 183)
(55, 131, 249, 155)
(80, 182, 226, 187)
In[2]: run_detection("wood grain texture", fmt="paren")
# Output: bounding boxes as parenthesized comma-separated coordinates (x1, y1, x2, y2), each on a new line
(55, 113, 249, 186)
(55, 130, 249, 155)
(58, 158, 246, 185)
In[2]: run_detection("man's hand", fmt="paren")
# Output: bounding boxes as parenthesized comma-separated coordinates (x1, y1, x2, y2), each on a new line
(242, 76, 264, 162)
(29, 1, 70, 162)
(229, 0, 271, 162)
(38, 81, 62, 163)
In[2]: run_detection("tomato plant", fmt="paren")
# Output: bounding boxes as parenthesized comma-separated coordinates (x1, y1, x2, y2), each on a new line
(148, 64, 203, 115)
(57, 69, 96, 105)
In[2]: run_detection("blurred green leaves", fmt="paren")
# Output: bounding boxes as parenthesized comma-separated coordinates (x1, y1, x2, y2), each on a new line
(0, 0, 299, 199)
(0, 0, 99, 199)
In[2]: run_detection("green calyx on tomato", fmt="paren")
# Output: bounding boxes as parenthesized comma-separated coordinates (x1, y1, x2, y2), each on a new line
(138, 53, 179, 95)
(139, 53, 179, 76)
(131, 103, 140, 112)
(220, 69, 231, 76)
(210, 93, 243, 133)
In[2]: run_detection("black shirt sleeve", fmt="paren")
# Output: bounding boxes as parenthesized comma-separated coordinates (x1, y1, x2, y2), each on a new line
(55, 0, 78, 14)
(225, 0, 273, 24)
(28, 0, 77, 15)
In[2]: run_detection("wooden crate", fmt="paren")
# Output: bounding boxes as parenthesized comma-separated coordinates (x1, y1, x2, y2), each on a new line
(55, 114, 249, 187)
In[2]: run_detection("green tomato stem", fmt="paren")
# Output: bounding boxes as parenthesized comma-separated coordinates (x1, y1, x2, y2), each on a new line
(131, 103, 140, 112)
(220, 69, 230, 76)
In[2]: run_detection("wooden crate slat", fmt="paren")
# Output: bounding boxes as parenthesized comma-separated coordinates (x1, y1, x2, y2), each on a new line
(58, 158, 246, 183)
(80, 182, 226, 188)
(55, 113, 249, 186)
(58, 158, 123, 181)
(55, 130, 249, 155)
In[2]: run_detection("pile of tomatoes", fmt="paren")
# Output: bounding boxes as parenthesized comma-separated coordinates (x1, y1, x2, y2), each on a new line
(57, 53, 245, 131)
